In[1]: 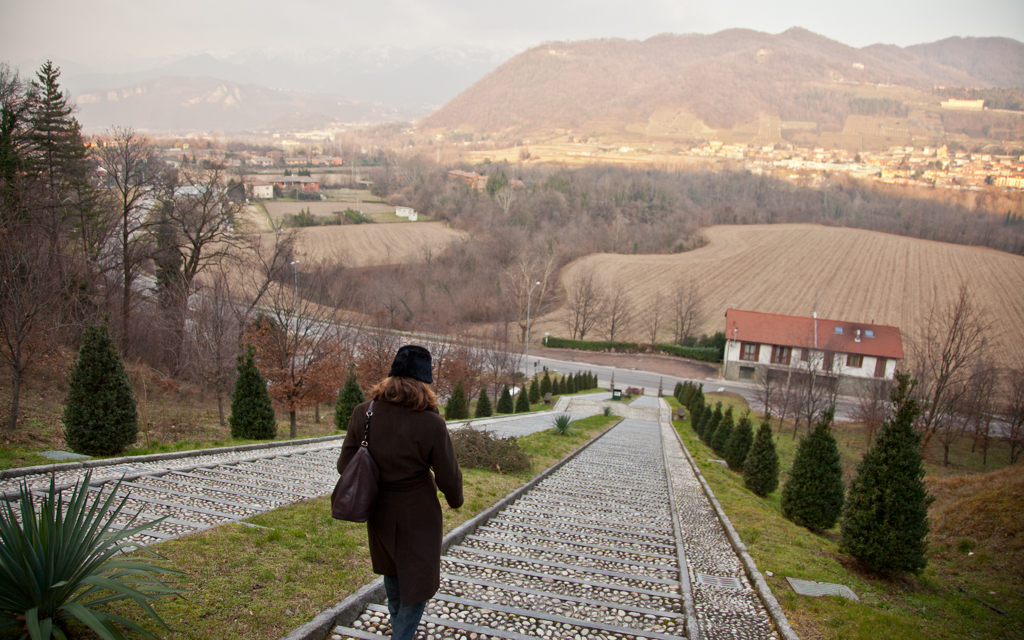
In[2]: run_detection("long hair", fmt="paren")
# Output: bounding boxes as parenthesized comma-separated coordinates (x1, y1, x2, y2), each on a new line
(369, 376, 438, 411)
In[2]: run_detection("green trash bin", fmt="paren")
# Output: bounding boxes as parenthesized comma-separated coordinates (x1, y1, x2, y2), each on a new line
(612, 389, 622, 401)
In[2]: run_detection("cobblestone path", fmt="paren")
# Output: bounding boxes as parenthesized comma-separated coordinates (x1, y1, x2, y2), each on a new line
(329, 402, 780, 640)
(0, 403, 598, 547)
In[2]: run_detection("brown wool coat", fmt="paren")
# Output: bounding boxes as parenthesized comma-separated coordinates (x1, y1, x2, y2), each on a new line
(337, 399, 463, 605)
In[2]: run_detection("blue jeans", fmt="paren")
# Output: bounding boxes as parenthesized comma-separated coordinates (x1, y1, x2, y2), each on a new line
(383, 575, 426, 640)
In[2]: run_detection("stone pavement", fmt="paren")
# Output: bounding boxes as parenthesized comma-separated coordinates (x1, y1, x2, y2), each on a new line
(0, 402, 602, 547)
(324, 399, 784, 640)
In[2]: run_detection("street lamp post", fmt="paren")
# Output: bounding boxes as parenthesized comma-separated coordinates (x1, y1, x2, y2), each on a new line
(524, 280, 541, 380)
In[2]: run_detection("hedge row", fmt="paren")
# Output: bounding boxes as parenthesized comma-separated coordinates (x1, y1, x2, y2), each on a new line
(542, 337, 721, 362)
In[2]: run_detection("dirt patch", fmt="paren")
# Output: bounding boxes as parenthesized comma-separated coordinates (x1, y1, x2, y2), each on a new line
(531, 347, 718, 381)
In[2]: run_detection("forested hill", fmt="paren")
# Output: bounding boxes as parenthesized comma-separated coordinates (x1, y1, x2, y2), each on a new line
(422, 28, 1024, 137)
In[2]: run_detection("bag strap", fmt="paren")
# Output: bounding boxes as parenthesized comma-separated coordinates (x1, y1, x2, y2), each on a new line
(361, 401, 375, 447)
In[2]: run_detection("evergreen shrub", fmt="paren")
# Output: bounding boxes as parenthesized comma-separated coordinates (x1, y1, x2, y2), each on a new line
(445, 380, 469, 420)
(711, 406, 734, 455)
(230, 347, 276, 440)
(529, 377, 541, 403)
(781, 409, 845, 531)
(475, 387, 493, 418)
(496, 385, 514, 413)
(743, 418, 780, 497)
(334, 364, 366, 430)
(703, 402, 723, 444)
(514, 388, 531, 412)
(540, 371, 552, 397)
(841, 374, 933, 574)
(725, 412, 754, 470)
(64, 323, 138, 456)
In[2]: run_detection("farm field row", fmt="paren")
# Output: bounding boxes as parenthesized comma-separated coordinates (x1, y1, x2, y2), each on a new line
(542, 224, 1024, 369)
(271, 221, 467, 268)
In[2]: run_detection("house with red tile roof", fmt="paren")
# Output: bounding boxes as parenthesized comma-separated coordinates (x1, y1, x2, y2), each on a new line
(723, 309, 903, 394)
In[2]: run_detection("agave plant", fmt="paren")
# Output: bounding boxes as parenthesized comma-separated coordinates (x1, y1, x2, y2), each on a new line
(0, 472, 184, 640)
(551, 414, 577, 436)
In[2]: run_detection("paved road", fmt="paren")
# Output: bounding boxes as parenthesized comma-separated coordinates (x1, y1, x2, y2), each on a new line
(531, 355, 858, 421)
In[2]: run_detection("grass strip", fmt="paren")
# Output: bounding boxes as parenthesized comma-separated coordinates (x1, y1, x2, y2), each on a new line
(84, 414, 619, 640)
(665, 396, 1023, 640)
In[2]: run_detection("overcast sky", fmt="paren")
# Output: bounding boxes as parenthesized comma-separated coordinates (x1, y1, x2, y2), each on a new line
(2, 0, 1023, 70)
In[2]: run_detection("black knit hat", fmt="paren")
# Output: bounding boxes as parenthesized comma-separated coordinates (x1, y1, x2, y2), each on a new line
(388, 345, 433, 383)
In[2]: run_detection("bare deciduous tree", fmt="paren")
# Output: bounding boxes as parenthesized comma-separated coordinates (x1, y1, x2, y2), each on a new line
(640, 293, 664, 347)
(1004, 366, 1024, 466)
(852, 377, 893, 448)
(506, 247, 557, 345)
(910, 284, 992, 449)
(670, 278, 703, 345)
(96, 127, 165, 355)
(564, 271, 605, 340)
(0, 228, 67, 429)
(246, 267, 349, 437)
(601, 285, 633, 341)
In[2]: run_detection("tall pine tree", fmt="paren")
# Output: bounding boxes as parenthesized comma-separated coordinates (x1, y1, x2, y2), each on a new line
(230, 346, 277, 440)
(841, 375, 933, 574)
(334, 364, 366, 430)
(743, 418, 780, 497)
(781, 408, 845, 531)
(551, 377, 561, 396)
(64, 322, 138, 456)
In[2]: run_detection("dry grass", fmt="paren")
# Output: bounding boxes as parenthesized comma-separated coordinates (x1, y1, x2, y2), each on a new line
(542, 224, 1024, 369)
(261, 221, 468, 268)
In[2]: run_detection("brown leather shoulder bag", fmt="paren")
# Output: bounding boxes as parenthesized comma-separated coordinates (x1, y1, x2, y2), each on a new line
(331, 401, 379, 522)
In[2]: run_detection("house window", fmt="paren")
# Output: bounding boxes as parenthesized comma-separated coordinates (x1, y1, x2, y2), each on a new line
(739, 366, 755, 380)
(740, 342, 760, 362)
(823, 352, 835, 372)
(846, 354, 864, 368)
(834, 327, 843, 334)
(771, 345, 792, 365)
(800, 348, 809, 362)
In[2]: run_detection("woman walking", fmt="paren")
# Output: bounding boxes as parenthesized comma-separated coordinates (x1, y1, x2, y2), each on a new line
(338, 345, 463, 640)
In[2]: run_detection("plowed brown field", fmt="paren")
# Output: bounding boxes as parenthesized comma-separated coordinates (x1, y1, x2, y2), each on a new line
(272, 221, 468, 268)
(540, 224, 1024, 368)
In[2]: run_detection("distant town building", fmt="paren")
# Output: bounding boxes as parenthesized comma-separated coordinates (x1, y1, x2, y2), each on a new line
(723, 309, 903, 395)
(940, 99, 985, 111)
(250, 181, 274, 199)
(273, 176, 320, 192)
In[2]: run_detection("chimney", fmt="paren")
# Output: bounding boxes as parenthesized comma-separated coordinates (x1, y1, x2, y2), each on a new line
(855, 329, 861, 342)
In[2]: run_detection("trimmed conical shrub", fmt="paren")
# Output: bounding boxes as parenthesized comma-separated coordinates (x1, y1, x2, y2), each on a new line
(529, 377, 541, 403)
(725, 413, 754, 471)
(446, 380, 469, 420)
(514, 387, 531, 412)
(711, 406, 734, 455)
(841, 374, 933, 574)
(230, 346, 277, 440)
(496, 385, 514, 413)
(551, 377, 561, 396)
(64, 323, 138, 456)
(744, 418, 780, 497)
(540, 371, 552, 397)
(781, 408, 845, 532)
(475, 387, 493, 418)
(335, 364, 366, 430)
(673, 382, 683, 399)
(703, 402, 723, 444)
